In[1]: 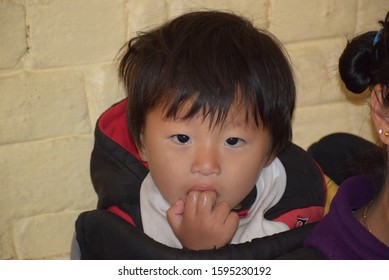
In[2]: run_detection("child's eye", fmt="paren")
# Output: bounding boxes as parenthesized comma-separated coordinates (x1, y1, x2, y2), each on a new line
(225, 137, 245, 147)
(171, 134, 191, 144)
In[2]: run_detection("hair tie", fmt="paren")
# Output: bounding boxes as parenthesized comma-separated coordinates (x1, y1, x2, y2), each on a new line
(373, 29, 388, 88)
(373, 29, 383, 46)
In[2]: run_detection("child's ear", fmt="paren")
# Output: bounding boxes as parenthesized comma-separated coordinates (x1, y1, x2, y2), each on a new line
(263, 154, 275, 167)
(137, 134, 148, 162)
(262, 146, 275, 167)
(370, 84, 389, 145)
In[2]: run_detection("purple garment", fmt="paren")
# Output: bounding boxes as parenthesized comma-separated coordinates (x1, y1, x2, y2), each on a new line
(304, 175, 389, 259)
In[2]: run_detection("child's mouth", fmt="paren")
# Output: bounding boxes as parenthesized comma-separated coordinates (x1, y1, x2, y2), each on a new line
(188, 184, 216, 193)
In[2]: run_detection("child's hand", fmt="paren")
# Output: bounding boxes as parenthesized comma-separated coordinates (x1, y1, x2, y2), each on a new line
(166, 190, 239, 250)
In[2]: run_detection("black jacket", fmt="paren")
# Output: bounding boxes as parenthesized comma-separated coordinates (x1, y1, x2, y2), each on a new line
(75, 99, 326, 259)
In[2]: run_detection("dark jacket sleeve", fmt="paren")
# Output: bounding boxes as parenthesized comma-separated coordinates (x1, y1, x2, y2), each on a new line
(76, 209, 323, 260)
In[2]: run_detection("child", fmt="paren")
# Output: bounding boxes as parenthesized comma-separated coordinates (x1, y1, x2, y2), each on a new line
(74, 10, 326, 259)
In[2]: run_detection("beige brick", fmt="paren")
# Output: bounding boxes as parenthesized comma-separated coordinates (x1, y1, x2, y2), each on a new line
(0, 227, 14, 259)
(127, 0, 269, 37)
(167, 0, 269, 27)
(286, 38, 347, 107)
(25, 0, 127, 68)
(356, 0, 389, 34)
(292, 101, 375, 149)
(12, 210, 82, 259)
(127, 0, 169, 37)
(269, 0, 357, 43)
(0, 136, 96, 222)
(0, 69, 91, 144)
(0, 0, 27, 69)
(84, 64, 126, 126)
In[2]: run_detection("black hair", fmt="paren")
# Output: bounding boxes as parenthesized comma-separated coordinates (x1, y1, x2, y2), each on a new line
(339, 11, 389, 95)
(119, 10, 295, 158)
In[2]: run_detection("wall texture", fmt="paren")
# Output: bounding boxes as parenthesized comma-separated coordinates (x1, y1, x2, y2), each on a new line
(0, 0, 387, 259)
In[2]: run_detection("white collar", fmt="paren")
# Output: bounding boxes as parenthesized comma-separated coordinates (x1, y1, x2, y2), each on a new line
(140, 157, 288, 248)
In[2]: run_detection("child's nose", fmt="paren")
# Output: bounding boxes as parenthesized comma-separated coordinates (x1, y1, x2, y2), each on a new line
(191, 147, 221, 176)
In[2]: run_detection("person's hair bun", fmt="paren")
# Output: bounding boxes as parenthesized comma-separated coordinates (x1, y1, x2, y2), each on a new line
(338, 32, 376, 94)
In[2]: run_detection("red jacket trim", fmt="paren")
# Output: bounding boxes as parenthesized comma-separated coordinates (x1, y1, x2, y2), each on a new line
(98, 99, 148, 168)
(108, 205, 136, 227)
(273, 206, 324, 229)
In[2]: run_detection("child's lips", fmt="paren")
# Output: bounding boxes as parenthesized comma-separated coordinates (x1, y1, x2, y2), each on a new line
(188, 184, 216, 193)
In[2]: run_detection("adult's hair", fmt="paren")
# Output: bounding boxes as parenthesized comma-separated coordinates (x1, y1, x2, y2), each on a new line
(339, 11, 389, 97)
(119, 10, 295, 158)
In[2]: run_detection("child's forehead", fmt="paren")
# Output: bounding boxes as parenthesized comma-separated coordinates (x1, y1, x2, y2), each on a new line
(157, 98, 261, 128)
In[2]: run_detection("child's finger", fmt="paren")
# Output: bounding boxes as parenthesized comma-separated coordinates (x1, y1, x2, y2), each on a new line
(224, 211, 239, 230)
(166, 200, 185, 230)
(183, 191, 199, 216)
(196, 191, 217, 215)
(213, 201, 234, 222)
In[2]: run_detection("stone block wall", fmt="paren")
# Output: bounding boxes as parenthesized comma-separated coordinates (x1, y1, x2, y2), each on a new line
(0, 0, 387, 259)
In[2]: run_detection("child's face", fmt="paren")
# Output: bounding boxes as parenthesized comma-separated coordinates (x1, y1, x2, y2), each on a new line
(138, 102, 271, 210)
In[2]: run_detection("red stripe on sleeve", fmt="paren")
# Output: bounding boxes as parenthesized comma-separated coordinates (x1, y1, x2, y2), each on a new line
(107, 205, 136, 227)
